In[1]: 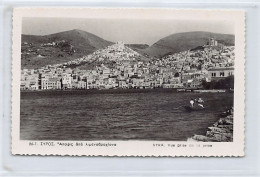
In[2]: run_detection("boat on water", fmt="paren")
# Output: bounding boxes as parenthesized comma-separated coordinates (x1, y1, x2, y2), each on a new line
(183, 105, 205, 112)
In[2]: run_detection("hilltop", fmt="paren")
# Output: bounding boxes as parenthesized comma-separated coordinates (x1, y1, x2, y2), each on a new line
(21, 29, 113, 69)
(21, 29, 151, 69)
(21, 30, 235, 69)
(57, 42, 149, 70)
(139, 31, 235, 57)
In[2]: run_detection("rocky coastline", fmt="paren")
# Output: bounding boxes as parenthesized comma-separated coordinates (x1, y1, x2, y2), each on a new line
(188, 108, 234, 142)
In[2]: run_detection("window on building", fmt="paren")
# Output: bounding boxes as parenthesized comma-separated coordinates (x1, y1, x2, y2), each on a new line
(211, 73, 216, 77)
(220, 72, 225, 77)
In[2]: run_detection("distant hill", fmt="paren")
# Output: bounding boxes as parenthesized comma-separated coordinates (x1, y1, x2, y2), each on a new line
(21, 30, 235, 69)
(140, 31, 235, 58)
(21, 29, 113, 69)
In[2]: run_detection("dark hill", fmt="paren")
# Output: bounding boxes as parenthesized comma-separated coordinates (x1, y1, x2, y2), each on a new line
(21, 29, 113, 69)
(47, 29, 113, 51)
(140, 31, 235, 58)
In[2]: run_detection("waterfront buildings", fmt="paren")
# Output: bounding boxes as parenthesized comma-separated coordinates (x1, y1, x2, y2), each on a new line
(20, 41, 235, 90)
(207, 67, 234, 82)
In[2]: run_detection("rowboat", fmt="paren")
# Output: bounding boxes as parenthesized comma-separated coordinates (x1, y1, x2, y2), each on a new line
(183, 105, 205, 112)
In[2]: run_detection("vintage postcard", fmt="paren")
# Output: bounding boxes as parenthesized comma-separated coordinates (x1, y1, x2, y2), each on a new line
(12, 8, 245, 156)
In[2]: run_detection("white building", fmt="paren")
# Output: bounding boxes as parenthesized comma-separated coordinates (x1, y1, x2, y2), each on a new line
(62, 74, 72, 89)
(207, 67, 234, 82)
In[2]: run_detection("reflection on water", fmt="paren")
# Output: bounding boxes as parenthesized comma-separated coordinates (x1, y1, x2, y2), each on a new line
(20, 90, 233, 141)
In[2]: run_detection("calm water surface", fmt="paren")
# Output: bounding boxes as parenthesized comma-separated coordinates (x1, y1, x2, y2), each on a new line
(20, 90, 233, 141)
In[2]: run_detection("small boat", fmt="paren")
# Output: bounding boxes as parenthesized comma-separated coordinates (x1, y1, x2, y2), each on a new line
(183, 105, 205, 112)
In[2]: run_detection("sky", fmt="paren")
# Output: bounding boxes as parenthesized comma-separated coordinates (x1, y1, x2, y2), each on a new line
(22, 17, 235, 45)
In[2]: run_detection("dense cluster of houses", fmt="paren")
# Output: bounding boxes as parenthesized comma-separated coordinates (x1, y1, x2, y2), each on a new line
(20, 41, 235, 90)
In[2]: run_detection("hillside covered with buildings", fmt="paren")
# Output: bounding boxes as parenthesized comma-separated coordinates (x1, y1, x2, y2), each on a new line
(138, 31, 235, 57)
(21, 29, 151, 69)
(20, 31, 235, 91)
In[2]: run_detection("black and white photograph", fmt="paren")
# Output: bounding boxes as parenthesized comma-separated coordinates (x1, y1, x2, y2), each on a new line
(11, 8, 245, 156)
(20, 17, 235, 142)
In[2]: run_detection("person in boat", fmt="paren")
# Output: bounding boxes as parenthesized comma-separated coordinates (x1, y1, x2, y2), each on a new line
(197, 98, 204, 103)
(197, 98, 205, 109)
(190, 98, 195, 107)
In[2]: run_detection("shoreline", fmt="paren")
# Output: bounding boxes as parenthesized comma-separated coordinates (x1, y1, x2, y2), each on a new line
(20, 88, 231, 94)
(188, 108, 234, 142)
(20, 88, 180, 94)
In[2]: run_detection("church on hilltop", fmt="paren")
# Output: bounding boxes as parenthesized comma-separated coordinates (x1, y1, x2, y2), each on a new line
(208, 38, 218, 46)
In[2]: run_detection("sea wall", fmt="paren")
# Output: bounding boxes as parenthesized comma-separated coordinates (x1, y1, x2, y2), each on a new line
(188, 110, 233, 142)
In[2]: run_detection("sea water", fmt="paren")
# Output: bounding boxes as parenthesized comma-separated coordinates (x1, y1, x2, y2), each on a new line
(20, 90, 233, 141)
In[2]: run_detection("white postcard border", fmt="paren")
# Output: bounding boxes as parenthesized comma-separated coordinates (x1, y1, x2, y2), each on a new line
(12, 8, 245, 156)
